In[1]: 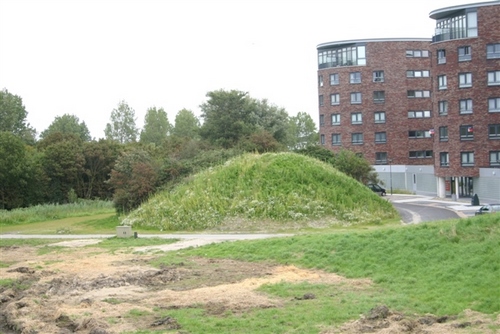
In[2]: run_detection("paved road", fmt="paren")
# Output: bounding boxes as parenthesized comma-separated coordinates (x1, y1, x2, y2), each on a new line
(393, 202, 461, 224)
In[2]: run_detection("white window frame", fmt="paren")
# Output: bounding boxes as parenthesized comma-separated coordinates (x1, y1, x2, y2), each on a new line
(490, 151, 500, 166)
(373, 91, 385, 103)
(375, 132, 387, 143)
(330, 73, 339, 85)
(331, 133, 341, 146)
(408, 90, 430, 98)
(350, 92, 362, 104)
(439, 126, 448, 141)
(437, 49, 446, 64)
(489, 124, 500, 139)
(487, 43, 500, 59)
(459, 72, 472, 88)
(460, 125, 474, 140)
(374, 111, 386, 123)
(440, 152, 450, 167)
(439, 101, 448, 115)
(458, 46, 471, 61)
(350, 72, 361, 84)
(489, 97, 500, 112)
(373, 71, 384, 82)
(487, 71, 500, 86)
(408, 110, 431, 118)
(351, 112, 363, 124)
(375, 152, 387, 164)
(459, 99, 473, 114)
(330, 93, 340, 105)
(318, 75, 323, 87)
(406, 70, 430, 78)
(351, 133, 363, 144)
(461, 152, 474, 166)
(331, 113, 340, 125)
(438, 75, 447, 90)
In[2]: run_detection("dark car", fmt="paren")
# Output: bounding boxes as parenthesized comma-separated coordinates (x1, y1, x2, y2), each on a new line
(474, 204, 500, 216)
(367, 183, 387, 196)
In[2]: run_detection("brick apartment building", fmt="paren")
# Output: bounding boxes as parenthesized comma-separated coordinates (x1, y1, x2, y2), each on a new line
(317, 1, 500, 202)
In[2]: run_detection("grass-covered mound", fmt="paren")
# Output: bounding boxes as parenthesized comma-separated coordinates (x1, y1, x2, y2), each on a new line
(123, 152, 398, 230)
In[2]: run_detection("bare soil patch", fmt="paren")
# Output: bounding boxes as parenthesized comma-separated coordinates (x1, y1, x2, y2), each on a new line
(1, 242, 498, 334)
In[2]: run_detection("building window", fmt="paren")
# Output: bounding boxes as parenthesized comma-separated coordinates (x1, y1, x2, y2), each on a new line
(319, 114, 325, 127)
(408, 110, 431, 118)
(373, 71, 384, 82)
(373, 91, 385, 103)
(351, 92, 362, 104)
(409, 130, 431, 139)
(439, 126, 448, 141)
(489, 124, 500, 139)
(351, 112, 362, 124)
(458, 46, 471, 61)
(330, 93, 340, 105)
(409, 150, 433, 159)
(406, 50, 429, 57)
(407, 90, 430, 98)
(440, 152, 449, 167)
(459, 72, 472, 88)
(351, 133, 363, 144)
(331, 134, 341, 146)
(406, 70, 430, 77)
(318, 45, 366, 69)
(434, 11, 477, 42)
(374, 111, 386, 123)
(439, 101, 448, 115)
(459, 99, 473, 114)
(318, 75, 323, 87)
(375, 132, 386, 143)
(490, 151, 500, 166)
(461, 152, 474, 167)
(489, 97, 500, 112)
(320, 134, 325, 145)
(330, 73, 339, 85)
(488, 71, 500, 86)
(460, 125, 474, 140)
(438, 75, 447, 90)
(437, 49, 446, 64)
(319, 95, 324, 106)
(350, 72, 361, 84)
(375, 152, 387, 164)
(331, 113, 340, 125)
(487, 43, 500, 59)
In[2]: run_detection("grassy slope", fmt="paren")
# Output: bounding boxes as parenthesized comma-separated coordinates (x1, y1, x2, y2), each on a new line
(124, 152, 398, 230)
(162, 214, 500, 316)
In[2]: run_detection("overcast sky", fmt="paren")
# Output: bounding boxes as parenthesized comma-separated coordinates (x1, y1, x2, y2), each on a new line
(0, 0, 490, 139)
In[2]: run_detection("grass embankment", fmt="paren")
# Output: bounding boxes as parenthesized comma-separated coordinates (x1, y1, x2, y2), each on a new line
(124, 152, 398, 230)
(0, 200, 118, 234)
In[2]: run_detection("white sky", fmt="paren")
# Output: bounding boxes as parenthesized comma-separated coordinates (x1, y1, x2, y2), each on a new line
(0, 0, 490, 139)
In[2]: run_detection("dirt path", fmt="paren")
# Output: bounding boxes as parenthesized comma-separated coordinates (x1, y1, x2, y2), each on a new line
(1, 240, 498, 333)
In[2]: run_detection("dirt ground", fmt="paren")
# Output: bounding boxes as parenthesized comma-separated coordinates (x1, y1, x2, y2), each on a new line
(1, 240, 499, 334)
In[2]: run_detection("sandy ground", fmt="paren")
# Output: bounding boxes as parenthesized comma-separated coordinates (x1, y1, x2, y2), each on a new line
(1, 239, 499, 333)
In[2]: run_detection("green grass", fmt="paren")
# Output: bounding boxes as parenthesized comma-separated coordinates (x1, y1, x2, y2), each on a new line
(156, 214, 500, 317)
(124, 153, 398, 231)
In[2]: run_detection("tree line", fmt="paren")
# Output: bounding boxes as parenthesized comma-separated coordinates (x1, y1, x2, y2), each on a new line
(1, 88, 377, 213)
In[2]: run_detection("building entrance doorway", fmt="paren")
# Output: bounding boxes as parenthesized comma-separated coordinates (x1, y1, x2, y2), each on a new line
(458, 177, 473, 197)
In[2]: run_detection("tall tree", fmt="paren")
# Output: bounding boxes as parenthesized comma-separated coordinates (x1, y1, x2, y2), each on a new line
(172, 108, 200, 139)
(40, 114, 92, 141)
(200, 90, 256, 148)
(38, 133, 85, 203)
(104, 100, 138, 143)
(140, 107, 172, 145)
(287, 112, 318, 149)
(253, 99, 289, 144)
(0, 132, 28, 209)
(0, 88, 36, 143)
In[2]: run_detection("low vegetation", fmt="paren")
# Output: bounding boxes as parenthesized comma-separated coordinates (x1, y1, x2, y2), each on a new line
(123, 152, 397, 230)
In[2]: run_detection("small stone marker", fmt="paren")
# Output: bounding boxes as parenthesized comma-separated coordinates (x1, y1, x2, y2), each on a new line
(116, 226, 132, 238)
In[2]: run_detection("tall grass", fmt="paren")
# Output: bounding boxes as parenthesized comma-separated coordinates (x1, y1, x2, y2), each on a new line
(123, 153, 397, 230)
(160, 214, 500, 316)
(0, 200, 114, 225)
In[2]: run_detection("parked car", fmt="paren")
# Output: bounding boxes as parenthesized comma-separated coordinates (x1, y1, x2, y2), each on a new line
(474, 204, 500, 216)
(367, 183, 387, 196)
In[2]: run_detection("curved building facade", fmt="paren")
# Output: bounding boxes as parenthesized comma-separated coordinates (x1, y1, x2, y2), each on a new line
(317, 1, 500, 202)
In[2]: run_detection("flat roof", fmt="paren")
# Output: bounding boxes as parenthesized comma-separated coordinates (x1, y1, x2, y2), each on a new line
(317, 38, 431, 51)
(429, 0, 500, 20)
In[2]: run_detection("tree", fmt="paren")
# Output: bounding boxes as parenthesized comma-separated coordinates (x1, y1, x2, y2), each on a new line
(104, 100, 138, 143)
(81, 140, 122, 200)
(40, 114, 92, 141)
(287, 112, 318, 149)
(38, 133, 85, 203)
(172, 108, 200, 139)
(200, 90, 257, 148)
(253, 99, 289, 145)
(0, 88, 36, 143)
(108, 149, 159, 213)
(140, 107, 172, 145)
(0, 132, 28, 209)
